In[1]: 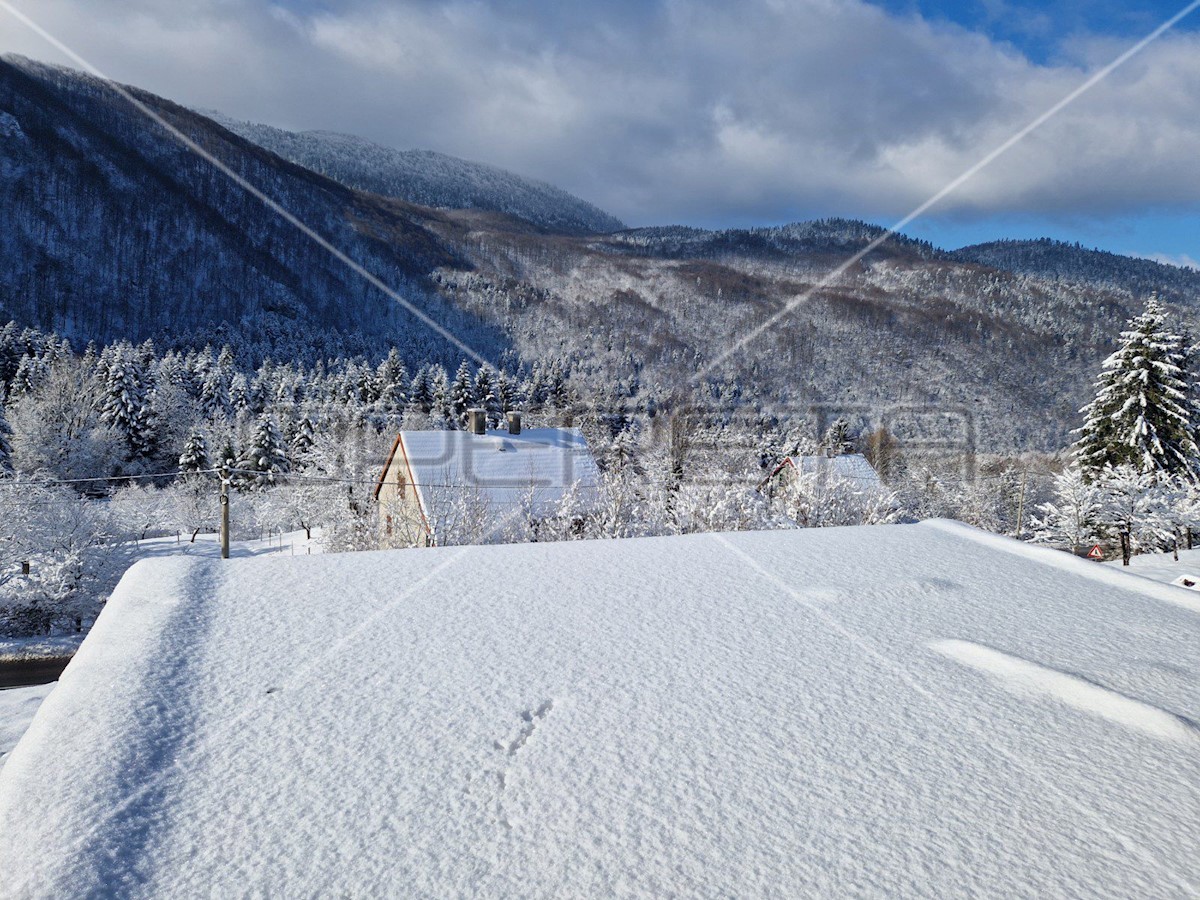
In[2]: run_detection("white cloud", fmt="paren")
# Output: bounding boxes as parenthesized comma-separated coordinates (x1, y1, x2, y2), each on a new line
(3, 0, 1200, 227)
(1143, 252, 1200, 271)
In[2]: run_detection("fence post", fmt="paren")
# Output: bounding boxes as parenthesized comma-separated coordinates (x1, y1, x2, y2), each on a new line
(220, 470, 230, 560)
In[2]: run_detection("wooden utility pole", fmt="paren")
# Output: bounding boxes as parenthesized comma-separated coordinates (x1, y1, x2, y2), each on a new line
(1014, 469, 1028, 539)
(220, 469, 230, 560)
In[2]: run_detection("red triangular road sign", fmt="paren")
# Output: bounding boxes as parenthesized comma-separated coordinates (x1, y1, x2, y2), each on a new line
(1086, 544, 1104, 560)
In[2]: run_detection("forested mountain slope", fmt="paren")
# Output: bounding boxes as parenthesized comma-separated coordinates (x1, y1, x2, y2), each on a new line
(952, 239, 1200, 303)
(0, 55, 506, 364)
(3, 56, 1200, 450)
(208, 116, 625, 236)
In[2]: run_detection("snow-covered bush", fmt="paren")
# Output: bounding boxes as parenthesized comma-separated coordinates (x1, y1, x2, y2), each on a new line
(777, 472, 898, 528)
(1096, 464, 1170, 565)
(0, 484, 127, 635)
(1029, 465, 1103, 554)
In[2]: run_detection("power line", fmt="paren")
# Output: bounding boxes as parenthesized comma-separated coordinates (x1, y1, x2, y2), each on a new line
(0, 468, 218, 488)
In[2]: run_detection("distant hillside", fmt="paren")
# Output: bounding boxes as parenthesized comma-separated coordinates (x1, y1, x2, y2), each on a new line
(607, 219, 939, 262)
(952, 238, 1200, 304)
(209, 116, 625, 236)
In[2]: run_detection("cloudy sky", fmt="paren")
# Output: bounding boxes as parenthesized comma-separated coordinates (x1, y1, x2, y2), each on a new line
(2, 0, 1199, 263)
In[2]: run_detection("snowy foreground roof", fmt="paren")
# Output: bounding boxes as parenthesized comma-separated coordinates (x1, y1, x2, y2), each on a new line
(3, 522, 1199, 896)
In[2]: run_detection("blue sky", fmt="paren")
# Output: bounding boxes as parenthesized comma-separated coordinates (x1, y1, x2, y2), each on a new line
(2, 0, 1199, 265)
(875, 0, 1199, 62)
(869, 0, 1200, 261)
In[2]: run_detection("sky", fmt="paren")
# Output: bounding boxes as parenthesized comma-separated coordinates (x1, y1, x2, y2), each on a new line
(1, 0, 1199, 264)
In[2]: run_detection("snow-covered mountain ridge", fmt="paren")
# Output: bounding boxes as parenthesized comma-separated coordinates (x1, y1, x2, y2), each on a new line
(4, 54, 1200, 449)
(206, 114, 625, 236)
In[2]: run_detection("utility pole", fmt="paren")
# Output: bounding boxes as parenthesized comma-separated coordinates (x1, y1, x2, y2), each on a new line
(1014, 468, 1028, 539)
(220, 467, 230, 560)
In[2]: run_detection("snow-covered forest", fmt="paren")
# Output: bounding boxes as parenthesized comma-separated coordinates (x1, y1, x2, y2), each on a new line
(6, 293, 1200, 638)
(0, 313, 1061, 637)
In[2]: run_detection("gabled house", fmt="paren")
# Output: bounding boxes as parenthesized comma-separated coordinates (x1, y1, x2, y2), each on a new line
(374, 410, 602, 546)
(759, 452, 885, 496)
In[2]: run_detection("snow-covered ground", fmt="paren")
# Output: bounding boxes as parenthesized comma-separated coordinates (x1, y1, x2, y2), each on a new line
(1, 520, 1198, 896)
(1106, 546, 1200, 590)
(128, 528, 323, 561)
(0, 684, 55, 770)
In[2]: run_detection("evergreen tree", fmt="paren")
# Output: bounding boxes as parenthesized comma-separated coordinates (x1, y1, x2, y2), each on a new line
(8, 354, 47, 399)
(178, 429, 210, 474)
(199, 366, 231, 419)
(0, 398, 13, 477)
(496, 370, 519, 417)
(822, 417, 854, 456)
(375, 349, 407, 413)
(429, 366, 452, 426)
(474, 366, 499, 427)
(100, 345, 155, 459)
(407, 367, 432, 414)
(548, 362, 572, 409)
(1076, 296, 1198, 476)
(229, 373, 251, 412)
(215, 441, 238, 475)
(290, 415, 316, 468)
(235, 415, 288, 489)
(449, 361, 474, 426)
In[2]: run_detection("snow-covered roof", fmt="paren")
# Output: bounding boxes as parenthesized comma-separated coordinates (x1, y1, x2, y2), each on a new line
(384, 427, 602, 526)
(2, 522, 1199, 895)
(786, 452, 884, 489)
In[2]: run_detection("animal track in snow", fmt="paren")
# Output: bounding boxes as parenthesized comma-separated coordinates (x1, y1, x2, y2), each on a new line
(476, 700, 557, 831)
(495, 700, 555, 756)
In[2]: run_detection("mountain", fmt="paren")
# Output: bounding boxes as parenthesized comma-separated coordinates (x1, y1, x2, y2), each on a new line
(207, 115, 625, 236)
(0, 54, 506, 363)
(4, 55, 1200, 450)
(951, 238, 1200, 303)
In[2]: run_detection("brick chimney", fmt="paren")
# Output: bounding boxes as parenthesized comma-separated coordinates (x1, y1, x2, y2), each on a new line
(467, 408, 487, 435)
(507, 411, 522, 435)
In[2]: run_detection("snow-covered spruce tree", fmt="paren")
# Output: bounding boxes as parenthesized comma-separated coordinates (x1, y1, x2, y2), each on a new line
(235, 416, 288, 489)
(496, 370, 518, 417)
(821, 417, 854, 456)
(290, 415, 316, 468)
(8, 354, 48, 399)
(0, 397, 13, 477)
(99, 344, 155, 460)
(407, 367, 432, 414)
(1096, 464, 1169, 565)
(429, 365, 452, 426)
(1076, 296, 1198, 476)
(474, 366, 499, 427)
(178, 429, 210, 475)
(449, 361, 474, 427)
(1029, 465, 1103, 554)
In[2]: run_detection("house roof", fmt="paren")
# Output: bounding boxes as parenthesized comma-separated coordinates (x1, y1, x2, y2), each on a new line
(781, 453, 884, 488)
(3, 521, 1198, 895)
(378, 427, 602, 529)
